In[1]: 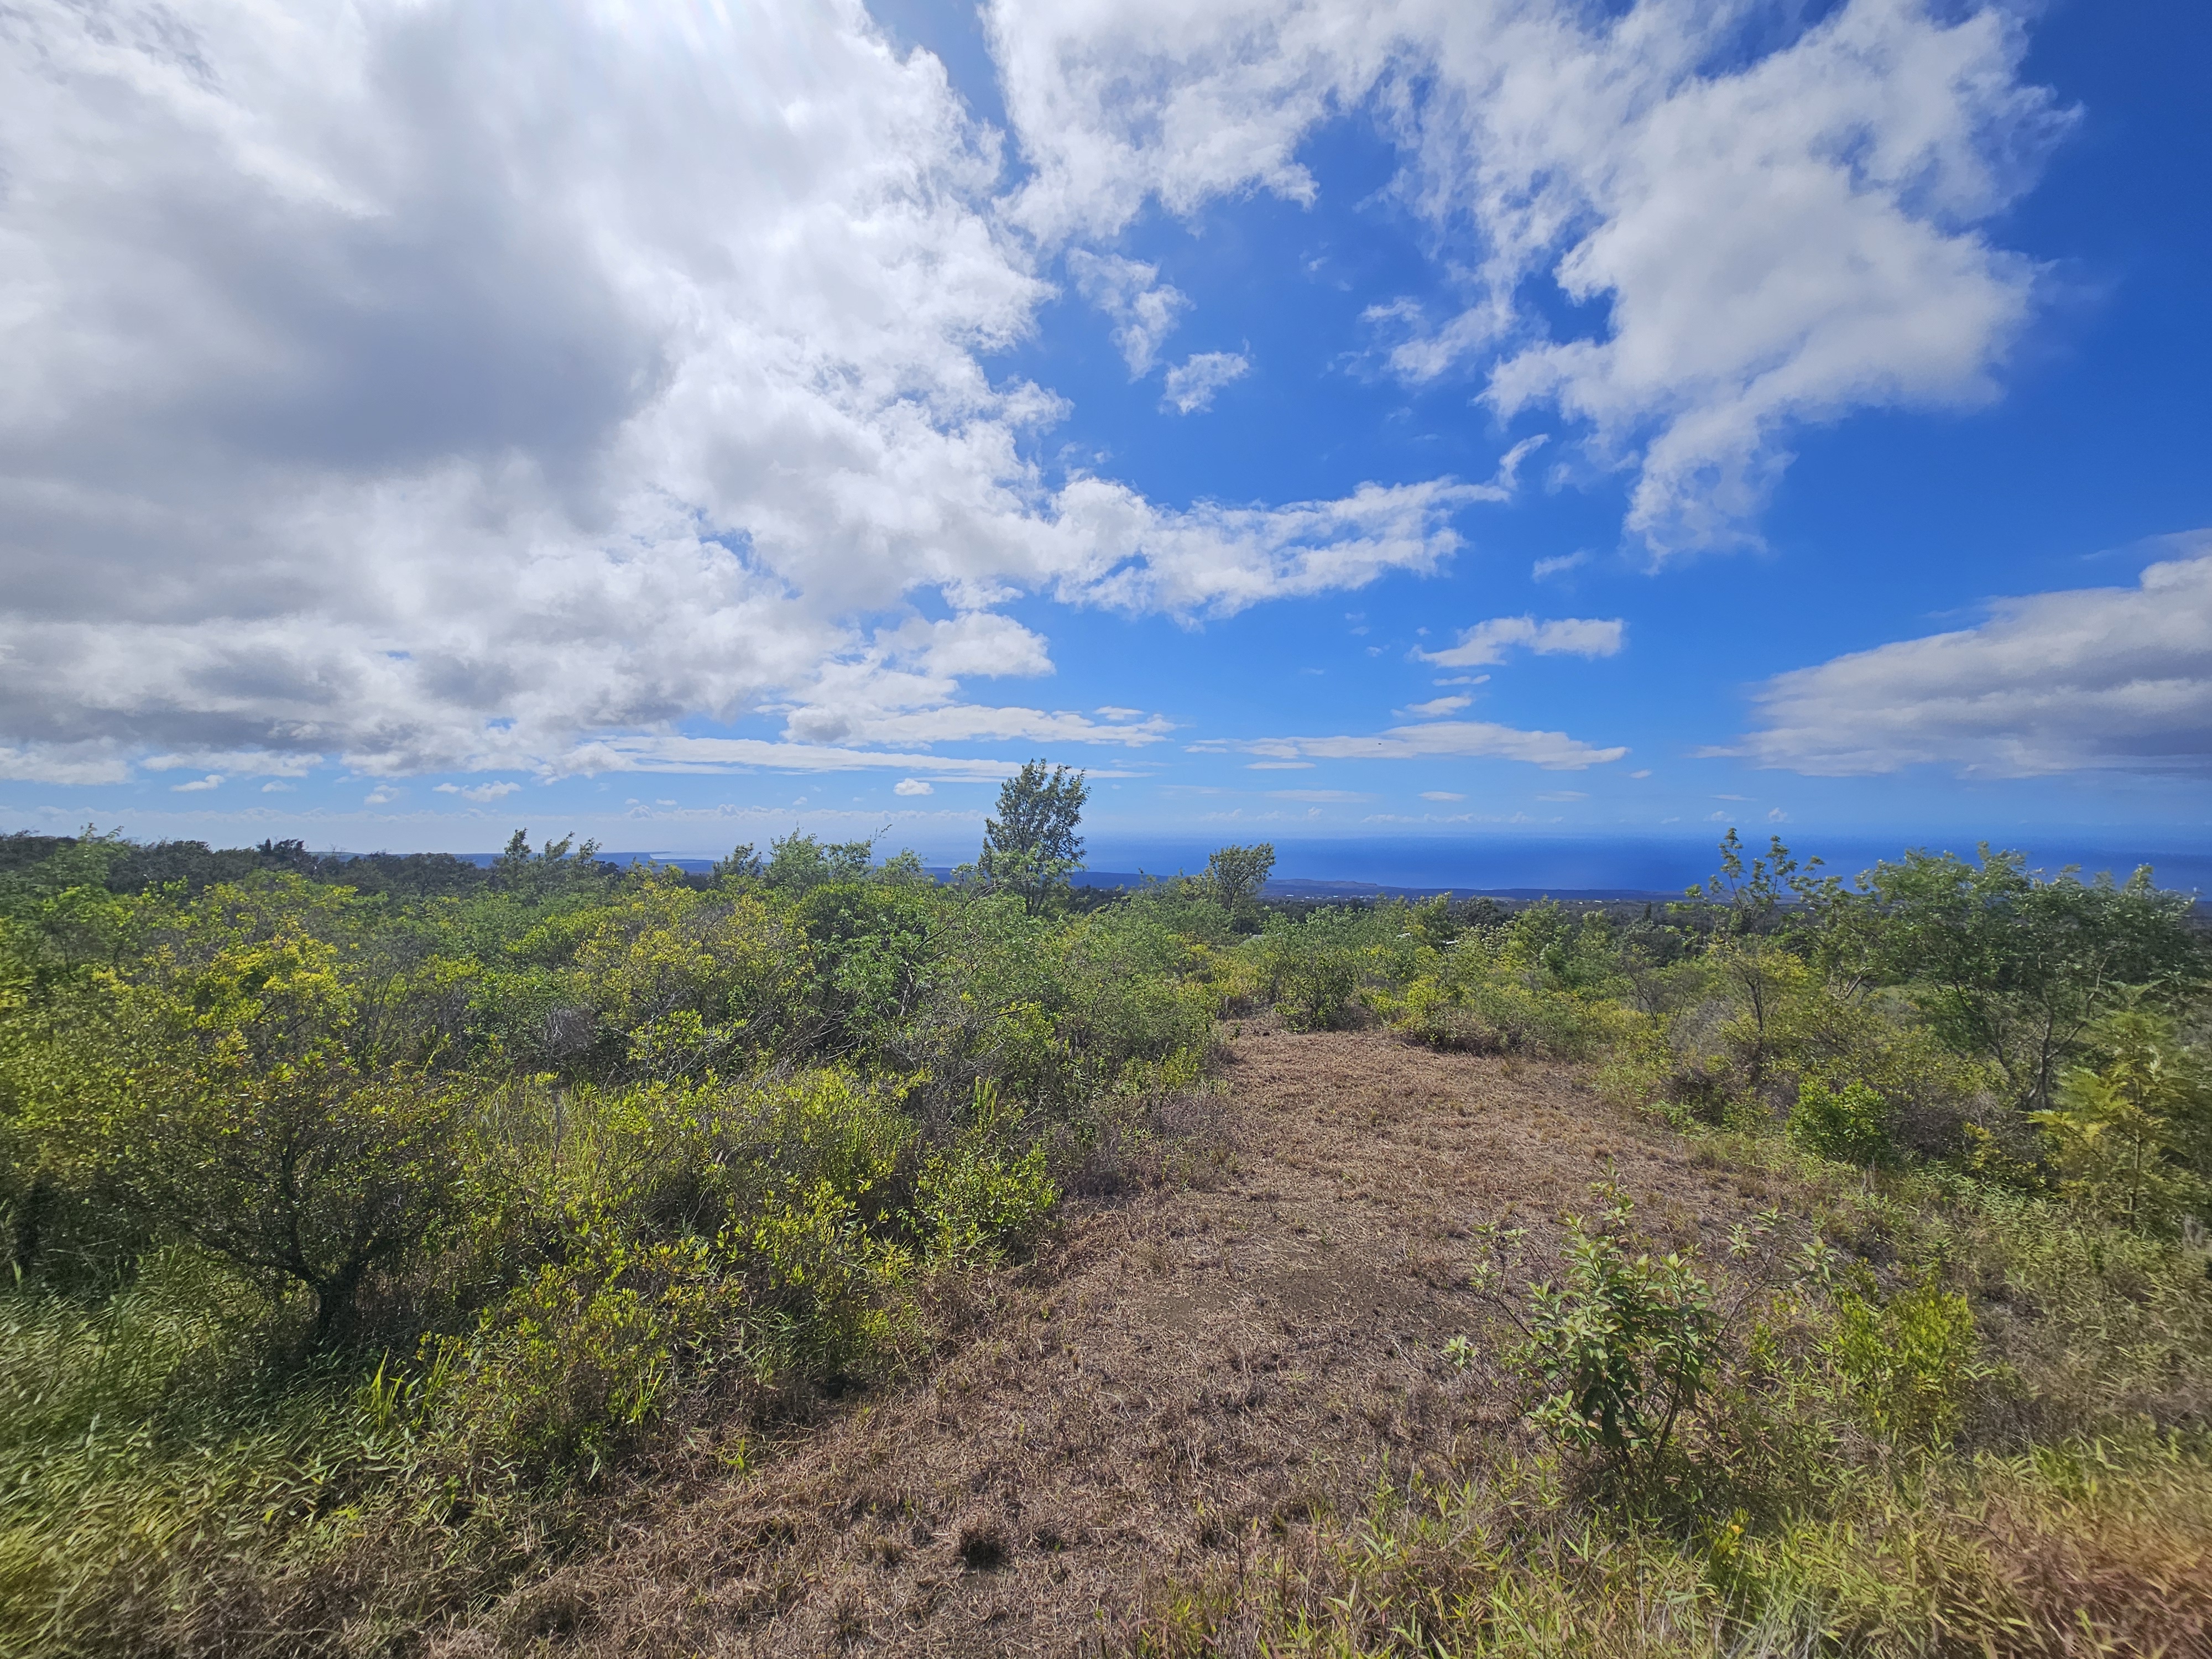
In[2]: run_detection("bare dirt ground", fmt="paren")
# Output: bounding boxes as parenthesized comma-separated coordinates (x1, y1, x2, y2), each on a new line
(442, 1025, 1770, 1658)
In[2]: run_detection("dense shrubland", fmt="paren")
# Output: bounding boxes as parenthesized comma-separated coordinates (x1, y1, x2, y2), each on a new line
(2, 811, 2209, 1655)
(0, 804, 1234, 1654)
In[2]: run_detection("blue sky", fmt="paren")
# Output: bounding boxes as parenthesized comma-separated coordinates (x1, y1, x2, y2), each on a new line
(2, 0, 2208, 885)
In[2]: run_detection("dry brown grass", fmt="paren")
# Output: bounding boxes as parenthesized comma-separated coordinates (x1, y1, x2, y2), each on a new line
(434, 1025, 1767, 1657)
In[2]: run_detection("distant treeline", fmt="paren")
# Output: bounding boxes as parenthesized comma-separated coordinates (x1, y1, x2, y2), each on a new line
(0, 830, 516, 898)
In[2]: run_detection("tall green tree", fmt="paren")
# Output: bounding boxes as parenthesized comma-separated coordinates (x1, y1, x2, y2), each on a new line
(979, 760, 1088, 915)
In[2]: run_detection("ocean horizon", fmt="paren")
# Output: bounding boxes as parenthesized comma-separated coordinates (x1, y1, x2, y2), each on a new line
(560, 833, 2212, 898)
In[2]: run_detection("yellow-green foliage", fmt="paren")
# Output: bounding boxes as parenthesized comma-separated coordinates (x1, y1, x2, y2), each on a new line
(1827, 1270, 1979, 1448)
(1601, 941, 1999, 1152)
(0, 845, 1233, 1653)
(1137, 1428, 2212, 1659)
(0, 827, 2205, 1655)
(425, 1232, 746, 1474)
(2033, 1006, 2212, 1229)
(1788, 1076, 1891, 1165)
(912, 1083, 1058, 1264)
(1380, 905, 1636, 1057)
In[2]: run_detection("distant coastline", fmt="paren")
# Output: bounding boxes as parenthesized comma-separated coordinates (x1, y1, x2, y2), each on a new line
(402, 832, 2212, 904)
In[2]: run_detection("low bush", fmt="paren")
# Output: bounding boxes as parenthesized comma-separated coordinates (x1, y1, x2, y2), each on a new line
(1788, 1076, 1892, 1165)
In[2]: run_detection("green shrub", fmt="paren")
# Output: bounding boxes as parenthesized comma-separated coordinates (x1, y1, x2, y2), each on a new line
(424, 1232, 743, 1475)
(913, 1097, 1057, 1266)
(1789, 1077, 1892, 1165)
(1466, 1183, 1719, 1483)
(1255, 911, 1385, 1031)
(1827, 1269, 1978, 1449)
(72, 923, 464, 1339)
(2033, 1006, 2212, 1228)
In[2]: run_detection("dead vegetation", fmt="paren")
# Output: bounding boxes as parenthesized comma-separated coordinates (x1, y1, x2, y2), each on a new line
(439, 1023, 1764, 1657)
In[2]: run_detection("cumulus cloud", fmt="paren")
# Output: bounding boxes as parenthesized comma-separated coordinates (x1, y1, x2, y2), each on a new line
(434, 780, 522, 803)
(1067, 249, 1191, 374)
(988, 0, 2066, 554)
(1047, 475, 1497, 616)
(1417, 615, 1624, 668)
(1196, 718, 1627, 770)
(893, 778, 935, 796)
(1730, 540, 2212, 778)
(1161, 351, 1251, 414)
(0, 0, 1483, 786)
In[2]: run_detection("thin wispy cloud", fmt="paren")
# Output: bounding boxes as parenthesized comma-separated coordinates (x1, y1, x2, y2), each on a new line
(1417, 617, 1625, 669)
(1197, 719, 1627, 771)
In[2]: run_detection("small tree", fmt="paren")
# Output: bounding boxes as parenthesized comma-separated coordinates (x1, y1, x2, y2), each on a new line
(1455, 1178, 1804, 1488)
(979, 760, 1088, 915)
(1860, 848, 2199, 1111)
(494, 830, 612, 896)
(1202, 842, 1275, 928)
(1684, 827, 1804, 936)
(761, 831, 875, 893)
(87, 926, 460, 1339)
(1789, 1077, 1892, 1166)
(713, 842, 764, 881)
(2033, 1006, 2211, 1226)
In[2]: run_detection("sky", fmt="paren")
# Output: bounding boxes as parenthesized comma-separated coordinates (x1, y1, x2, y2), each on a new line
(2, 0, 2209, 886)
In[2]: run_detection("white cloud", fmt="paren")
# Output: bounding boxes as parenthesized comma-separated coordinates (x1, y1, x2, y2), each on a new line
(1417, 615, 1624, 668)
(434, 780, 522, 803)
(1400, 695, 1472, 717)
(0, 0, 1485, 785)
(1066, 250, 1191, 375)
(170, 773, 223, 792)
(786, 702, 1170, 749)
(1161, 351, 1251, 414)
(548, 734, 1152, 782)
(1199, 718, 1627, 770)
(1420, 790, 1465, 800)
(989, 0, 2066, 554)
(1536, 790, 1587, 801)
(882, 613, 1057, 682)
(1730, 541, 2212, 777)
(143, 750, 323, 778)
(893, 778, 935, 796)
(1531, 551, 1588, 581)
(0, 743, 130, 784)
